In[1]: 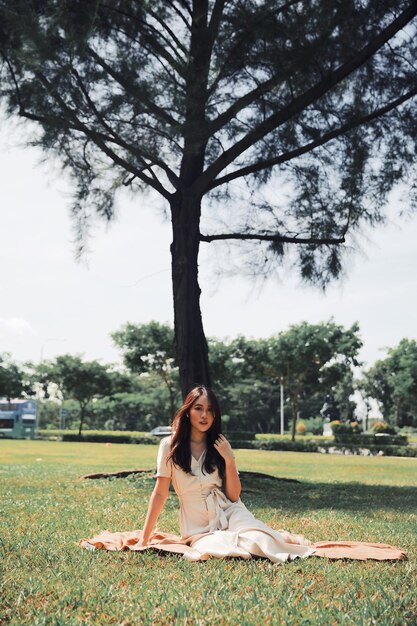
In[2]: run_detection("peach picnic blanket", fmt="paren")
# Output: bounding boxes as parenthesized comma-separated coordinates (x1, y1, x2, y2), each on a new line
(80, 529, 407, 562)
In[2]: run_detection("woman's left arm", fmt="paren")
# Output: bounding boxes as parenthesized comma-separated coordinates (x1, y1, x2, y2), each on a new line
(214, 434, 241, 502)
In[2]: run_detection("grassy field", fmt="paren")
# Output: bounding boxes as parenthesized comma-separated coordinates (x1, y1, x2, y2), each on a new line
(0, 440, 416, 626)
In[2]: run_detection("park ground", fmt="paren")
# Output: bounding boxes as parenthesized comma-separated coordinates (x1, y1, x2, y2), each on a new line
(0, 440, 416, 626)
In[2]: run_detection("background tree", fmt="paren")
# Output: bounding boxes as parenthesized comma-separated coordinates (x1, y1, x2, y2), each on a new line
(36, 399, 61, 430)
(0, 352, 30, 401)
(208, 329, 360, 433)
(328, 366, 357, 423)
(263, 321, 362, 440)
(209, 335, 279, 432)
(42, 354, 131, 435)
(362, 338, 417, 428)
(1, 2, 416, 394)
(112, 321, 180, 418)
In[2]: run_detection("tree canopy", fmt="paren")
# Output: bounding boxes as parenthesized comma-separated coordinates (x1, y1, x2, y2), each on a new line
(0, 352, 30, 401)
(112, 320, 180, 416)
(116, 320, 362, 434)
(260, 320, 362, 438)
(1, 1, 416, 393)
(36, 354, 132, 435)
(362, 338, 417, 428)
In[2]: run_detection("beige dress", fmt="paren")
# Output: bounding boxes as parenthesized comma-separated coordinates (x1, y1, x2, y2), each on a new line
(155, 437, 315, 563)
(80, 438, 407, 562)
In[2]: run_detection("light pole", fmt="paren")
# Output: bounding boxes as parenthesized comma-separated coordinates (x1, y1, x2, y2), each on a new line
(38, 338, 67, 430)
(280, 378, 284, 435)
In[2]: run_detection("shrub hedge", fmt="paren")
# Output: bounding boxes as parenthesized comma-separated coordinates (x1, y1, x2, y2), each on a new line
(333, 433, 408, 446)
(61, 433, 159, 444)
(253, 439, 320, 453)
(230, 438, 417, 457)
(41, 429, 417, 457)
(225, 431, 255, 441)
(228, 440, 256, 449)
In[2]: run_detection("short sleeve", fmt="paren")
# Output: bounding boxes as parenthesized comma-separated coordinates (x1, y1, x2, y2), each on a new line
(155, 437, 172, 478)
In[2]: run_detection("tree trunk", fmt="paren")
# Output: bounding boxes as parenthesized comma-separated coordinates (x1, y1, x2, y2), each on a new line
(170, 192, 211, 398)
(78, 403, 86, 437)
(161, 369, 178, 420)
(291, 396, 299, 442)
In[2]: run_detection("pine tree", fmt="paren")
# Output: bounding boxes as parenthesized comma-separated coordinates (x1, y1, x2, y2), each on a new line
(1, 1, 416, 394)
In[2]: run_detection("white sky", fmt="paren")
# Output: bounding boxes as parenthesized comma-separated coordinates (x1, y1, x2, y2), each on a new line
(1, 118, 416, 371)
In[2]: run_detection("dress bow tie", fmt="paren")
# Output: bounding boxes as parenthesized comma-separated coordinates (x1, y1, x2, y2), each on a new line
(206, 488, 229, 532)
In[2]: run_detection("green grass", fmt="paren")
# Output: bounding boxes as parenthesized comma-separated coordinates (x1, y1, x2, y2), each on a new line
(1, 440, 416, 626)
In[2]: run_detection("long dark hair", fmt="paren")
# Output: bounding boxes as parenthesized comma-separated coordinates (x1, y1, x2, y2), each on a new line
(168, 385, 225, 479)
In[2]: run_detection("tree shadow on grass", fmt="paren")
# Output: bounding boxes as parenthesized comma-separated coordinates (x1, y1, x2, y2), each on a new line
(82, 469, 416, 515)
(239, 471, 417, 513)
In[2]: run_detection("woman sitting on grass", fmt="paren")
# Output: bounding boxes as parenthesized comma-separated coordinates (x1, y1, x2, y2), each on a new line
(81, 385, 406, 563)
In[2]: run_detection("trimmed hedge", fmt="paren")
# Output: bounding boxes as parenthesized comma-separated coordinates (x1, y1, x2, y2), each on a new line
(41, 430, 417, 457)
(225, 431, 256, 441)
(334, 433, 408, 446)
(229, 440, 256, 449)
(254, 439, 320, 453)
(249, 438, 417, 457)
(61, 433, 159, 444)
(321, 443, 417, 458)
(132, 435, 160, 445)
(38, 429, 149, 439)
(377, 445, 417, 457)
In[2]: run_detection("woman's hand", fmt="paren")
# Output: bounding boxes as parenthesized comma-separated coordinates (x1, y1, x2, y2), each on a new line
(137, 535, 149, 549)
(215, 434, 241, 501)
(213, 434, 235, 462)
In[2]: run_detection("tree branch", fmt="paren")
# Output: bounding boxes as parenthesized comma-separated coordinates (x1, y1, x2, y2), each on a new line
(99, 2, 187, 74)
(87, 46, 180, 128)
(208, 70, 285, 128)
(106, 23, 185, 90)
(7, 56, 177, 195)
(148, 8, 188, 56)
(163, 0, 192, 27)
(200, 232, 346, 245)
(70, 67, 179, 187)
(208, 84, 417, 189)
(206, 0, 303, 100)
(207, 0, 227, 44)
(197, 2, 417, 193)
(20, 104, 172, 198)
(0, 50, 23, 108)
(19, 68, 173, 199)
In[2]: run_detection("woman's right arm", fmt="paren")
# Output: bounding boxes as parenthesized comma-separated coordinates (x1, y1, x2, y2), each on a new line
(139, 476, 171, 546)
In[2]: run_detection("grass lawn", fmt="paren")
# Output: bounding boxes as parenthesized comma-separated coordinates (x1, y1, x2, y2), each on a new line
(0, 440, 416, 626)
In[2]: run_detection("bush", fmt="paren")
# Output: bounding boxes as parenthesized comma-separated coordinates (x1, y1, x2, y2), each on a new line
(225, 431, 255, 441)
(333, 433, 408, 446)
(331, 420, 362, 436)
(61, 433, 159, 444)
(133, 435, 160, 445)
(296, 422, 306, 435)
(379, 445, 417, 457)
(399, 426, 417, 434)
(302, 417, 324, 435)
(38, 429, 149, 438)
(229, 440, 256, 449)
(371, 420, 397, 435)
(62, 433, 130, 443)
(322, 444, 417, 458)
(254, 439, 319, 453)
(373, 433, 408, 445)
(226, 431, 256, 447)
(251, 438, 416, 457)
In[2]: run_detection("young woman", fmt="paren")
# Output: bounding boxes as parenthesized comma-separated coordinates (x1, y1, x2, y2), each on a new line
(81, 386, 406, 563)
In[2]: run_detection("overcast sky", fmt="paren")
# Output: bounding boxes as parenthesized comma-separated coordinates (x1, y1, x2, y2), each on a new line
(1, 117, 416, 371)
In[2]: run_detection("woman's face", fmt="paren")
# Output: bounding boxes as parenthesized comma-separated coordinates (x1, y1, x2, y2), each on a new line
(189, 394, 215, 434)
